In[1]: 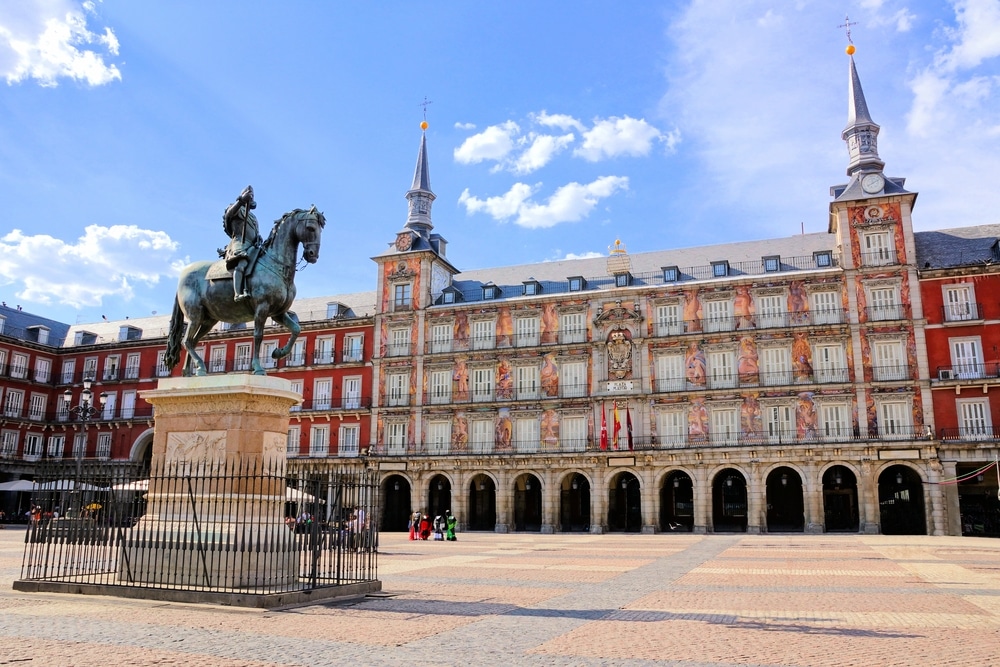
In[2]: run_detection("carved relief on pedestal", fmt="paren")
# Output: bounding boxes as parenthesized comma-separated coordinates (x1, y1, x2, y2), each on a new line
(165, 431, 227, 463)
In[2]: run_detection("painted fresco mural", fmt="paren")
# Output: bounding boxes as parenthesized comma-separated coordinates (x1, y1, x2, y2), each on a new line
(541, 352, 559, 397)
(741, 393, 763, 440)
(734, 285, 755, 329)
(454, 413, 468, 451)
(541, 303, 558, 344)
(381, 257, 421, 312)
(788, 281, 809, 324)
(495, 408, 512, 450)
(497, 308, 513, 347)
(685, 342, 707, 388)
(796, 392, 817, 439)
(688, 397, 709, 441)
(847, 202, 905, 266)
(792, 332, 813, 382)
(453, 357, 469, 402)
(496, 357, 513, 400)
(738, 336, 759, 385)
(453, 311, 469, 343)
(541, 409, 559, 449)
(684, 290, 702, 332)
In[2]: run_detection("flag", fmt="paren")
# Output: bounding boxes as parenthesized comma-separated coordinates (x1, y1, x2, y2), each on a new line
(626, 405, 634, 450)
(612, 402, 621, 450)
(599, 402, 608, 451)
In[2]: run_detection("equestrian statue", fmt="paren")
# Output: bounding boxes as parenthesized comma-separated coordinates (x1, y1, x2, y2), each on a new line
(164, 186, 325, 376)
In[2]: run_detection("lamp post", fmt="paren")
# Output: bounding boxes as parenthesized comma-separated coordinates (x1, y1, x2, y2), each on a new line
(62, 377, 107, 516)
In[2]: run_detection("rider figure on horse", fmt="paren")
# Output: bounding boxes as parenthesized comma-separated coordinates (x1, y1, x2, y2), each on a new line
(222, 185, 260, 301)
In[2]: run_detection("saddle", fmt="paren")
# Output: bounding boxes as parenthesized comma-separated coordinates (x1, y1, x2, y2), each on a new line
(206, 245, 262, 282)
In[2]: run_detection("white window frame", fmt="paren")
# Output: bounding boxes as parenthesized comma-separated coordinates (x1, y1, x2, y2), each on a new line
(386, 421, 407, 455)
(208, 346, 226, 373)
(124, 353, 141, 380)
(393, 283, 412, 311)
(10, 353, 28, 379)
(96, 433, 112, 459)
(514, 417, 540, 453)
(561, 415, 587, 452)
(943, 284, 978, 322)
(4, 389, 23, 418)
(704, 299, 734, 333)
(756, 294, 786, 329)
(471, 419, 494, 454)
(515, 316, 540, 347)
(287, 425, 301, 456)
(82, 356, 98, 380)
(559, 312, 586, 344)
(708, 349, 737, 389)
(314, 336, 334, 364)
(260, 340, 278, 369)
(121, 390, 136, 419)
(657, 409, 686, 447)
(289, 379, 303, 411)
(61, 358, 76, 384)
(343, 333, 364, 362)
(515, 364, 539, 400)
(429, 369, 451, 404)
(46, 434, 65, 459)
(0, 430, 17, 458)
(472, 320, 496, 350)
(764, 403, 794, 444)
(655, 303, 682, 336)
(872, 339, 907, 381)
(313, 378, 333, 410)
(819, 402, 851, 441)
(34, 357, 51, 383)
(710, 406, 738, 445)
(289, 339, 306, 366)
(102, 391, 116, 420)
(28, 393, 46, 421)
(23, 433, 42, 461)
(868, 285, 902, 321)
(472, 367, 494, 402)
(426, 420, 452, 455)
(234, 343, 253, 371)
(309, 425, 329, 456)
(338, 424, 360, 456)
(430, 324, 452, 354)
(387, 372, 409, 407)
(957, 399, 992, 440)
(760, 346, 792, 386)
(342, 376, 362, 409)
(950, 337, 983, 379)
(861, 230, 896, 266)
(810, 290, 842, 324)
(103, 354, 121, 381)
(561, 361, 587, 398)
(877, 399, 912, 440)
(72, 433, 86, 459)
(156, 350, 170, 377)
(388, 328, 410, 357)
(814, 343, 847, 383)
(655, 353, 684, 392)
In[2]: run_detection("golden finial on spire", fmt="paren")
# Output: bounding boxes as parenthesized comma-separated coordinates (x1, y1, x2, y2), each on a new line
(419, 96, 433, 131)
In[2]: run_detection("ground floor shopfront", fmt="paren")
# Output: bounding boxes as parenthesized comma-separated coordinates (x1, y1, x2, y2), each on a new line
(367, 442, 1000, 538)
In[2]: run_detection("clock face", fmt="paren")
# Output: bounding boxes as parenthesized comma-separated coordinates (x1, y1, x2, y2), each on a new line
(395, 233, 412, 252)
(861, 173, 884, 194)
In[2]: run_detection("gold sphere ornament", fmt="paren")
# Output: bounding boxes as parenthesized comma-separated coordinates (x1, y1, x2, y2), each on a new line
(420, 120, 429, 130)
(846, 44, 856, 55)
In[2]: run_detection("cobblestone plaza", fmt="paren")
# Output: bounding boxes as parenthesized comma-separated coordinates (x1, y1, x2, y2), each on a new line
(1, 528, 998, 666)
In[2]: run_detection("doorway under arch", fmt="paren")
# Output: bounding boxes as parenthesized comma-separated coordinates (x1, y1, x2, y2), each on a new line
(513, 473, 542, 531)
(765, 466, 804, 532)
(427, 474, 451, 523)
(467, 474, 496, 531)
(660, 471, 694, 532)
(878, 465, 926, 535)
(560, 473, 591, 532)
(608, 472, 642, 532)
(713, 469, 748, 532)
(380, 475, 411, 531)
(823, 465, 859, 532)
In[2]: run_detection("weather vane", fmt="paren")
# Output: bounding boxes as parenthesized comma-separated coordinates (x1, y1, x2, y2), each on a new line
(838, 14, 857, 44)
(419, 96, 433, 122)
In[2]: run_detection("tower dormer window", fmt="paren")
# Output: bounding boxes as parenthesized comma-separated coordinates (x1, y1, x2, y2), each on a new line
(762, 256, 780, 273)
(482, 283, 497, 300)
(662, 266, 679, 282)
(814, 251, 833, 268)
(711, 261, 729, 278)
(523, 279, 540, 296)
(614, 273, 631, 287)
(568, 276, 586, 292)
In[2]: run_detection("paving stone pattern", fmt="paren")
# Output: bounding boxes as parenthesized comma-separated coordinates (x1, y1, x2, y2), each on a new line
(0, 528, 998, 666)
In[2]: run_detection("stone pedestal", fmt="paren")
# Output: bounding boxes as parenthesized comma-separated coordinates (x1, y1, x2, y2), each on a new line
(124, 375, 302, 589)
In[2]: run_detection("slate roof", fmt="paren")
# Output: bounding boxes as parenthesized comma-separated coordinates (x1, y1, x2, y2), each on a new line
(0, 304, 71, 347)
(914, 224, 1000, 270)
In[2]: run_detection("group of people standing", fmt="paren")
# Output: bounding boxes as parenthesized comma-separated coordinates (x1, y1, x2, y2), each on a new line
(409, 509, 457, 541)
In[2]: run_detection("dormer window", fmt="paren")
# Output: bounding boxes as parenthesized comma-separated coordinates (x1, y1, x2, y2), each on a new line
(443, 291, 455, 304)
(27, 325, 51, 345)
(440, 285, 462, 304)
(118, 325, 142, 342)
(814, 251, 833, 268)
(711, 261, 729, 278)
(662, 266, 679, 282)
(568, 276, 586, 292)
(523, 279, 541, 296)
(74, 331, 97, 346)
(763, 256, 780, 273)
(482, 283, 497, 300)
(326, 303, 343, 319)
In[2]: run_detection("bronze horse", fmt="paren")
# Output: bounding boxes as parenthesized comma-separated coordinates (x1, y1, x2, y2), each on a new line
(164, 206, 325, 376)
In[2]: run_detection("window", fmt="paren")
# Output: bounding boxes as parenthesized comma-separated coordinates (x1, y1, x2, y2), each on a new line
(472, 367, 494, 402)
(386, 422, 407, 455)
(815, 344, 847, 383)
(156, 351, 170, 377)
(951, 338, 983, 379)
(309, 425, 329, 456)
(56, 395, 69, 421)
(208, 346, 226, 373)
(861, 231, 895, 266)
(289, 380, 303, 411)
(103, 354, 120, 380)
(515, 417, 540, 453)
(523, 281, 538, 296)
(811, 291, 842, 324)
(657, 409, 686, 447)
(472, 320, 495, 350)
(765, 404, 794, 443)
(4, 389, 23, 417)
(61, 359, 76, 384)
(442, 290, 456, 304)
(394, 283, 412, 310)
(568, 277, 584, 292)
(655, 303, 682, 336)
(561, 361, 587, 398)
(814, 251, 833, 268)
(820, 403, 850, 440)
(260, 340, 278, 369)
(943, 285, 978, 322)
(763, 255, 780, 272)
(29, 327, 50, 344)
(96, 433, 112, 459)
(286, 426, 301, 456)
(0, 315, 4, 334)
(760, 346, 792, 386)
(705, 299, 733, 332)
(387, 372, 409, 407)
(958, 399, 992, 440)
(868, 286, 901, 321)
(427, 421, 452, 455)
(483, 284, 497, 300)
(878, 400, 911, 439)
(655, 353, 684, 392)
(388, 328, 410, 357)
(75, 331, 97, 346)
(343, 334, 364, 362)
(757, 294, 786, 328)
(121, 390, 136, 419)
(118, 325, 141, 342)
(662, 266, 679, 282)
(430, 324, 452, 353)
(46, 435, 65, 459)
(342, 376, 362, 409)
(124, 353, 141, 380)
(873, 340, 907, 381)
(614, 273, 631, 287)
(288, 340, 306, 366)
(34, 358, 51, 383)
(339, 424, 360, 456)
(429, 369, 451, 404)
(313, 378, 332, 410)
(28, 393, 46, 420)
(515, 316, 539, 347)
(10, 353, 28, 379)
(471, 419, 494, 453)
(326, 302, 342, 319)
(72, 433, 86, 459)
(102, 392, 116, 420)
(560, 312, 586, 344)
(710, 407, 738, 445)
(82, 356, 98, 380)
(234, 343, 252, 371)
(561, 416, 587, 452)
(0, 431, 17, 458)
(711, 261, 729, 277)
(314, 336, 334, 364)
(708, 350, 736, 389)
(516, 365, 539, 400)
(24, 434, 42, 460)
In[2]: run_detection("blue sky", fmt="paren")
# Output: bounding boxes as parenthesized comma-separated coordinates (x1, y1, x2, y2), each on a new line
(1, 1, 999, 325)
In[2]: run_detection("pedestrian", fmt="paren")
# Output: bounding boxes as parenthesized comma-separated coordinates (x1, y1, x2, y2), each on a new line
(445, 509, 457, 541)
(419, 514, 431, 540)
(432, 514, 445, 540)
(409, 510, 421, 540)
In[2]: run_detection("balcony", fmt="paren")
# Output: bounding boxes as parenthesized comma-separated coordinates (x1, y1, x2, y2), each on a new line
(934, 362, 1000, 382)
(860, 249, 897, 267)
(939, 426, 1000, 441)
(871, 364, 912, 382)
(864, 303, 911, 322)
(942, 302, 982, 323)
(294, 396, 372, 412)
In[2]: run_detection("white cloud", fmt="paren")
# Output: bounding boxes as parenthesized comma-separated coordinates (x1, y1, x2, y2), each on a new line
(453, 121, 520, 164)
(573, 116, 663, 161)
(459, 176, 628, 229)
(0, 225, 182, 308)
(555, 251, 603, 261)
(454, 121, 476, 130)
(0, 0, 122, 87)
(532, 110, 585, 133)
(512, 133, 575, 174)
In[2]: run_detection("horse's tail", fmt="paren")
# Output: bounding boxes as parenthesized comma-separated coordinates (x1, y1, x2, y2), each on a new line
(164, 297, 185, 371)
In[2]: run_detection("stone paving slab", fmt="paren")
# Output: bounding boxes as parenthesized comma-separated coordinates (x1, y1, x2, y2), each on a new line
(0, 528, 999, 666)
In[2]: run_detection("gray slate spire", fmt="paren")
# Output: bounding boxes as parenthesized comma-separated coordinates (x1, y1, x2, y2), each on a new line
(404, 131, 435, 234)
(842, 55, 884, 176)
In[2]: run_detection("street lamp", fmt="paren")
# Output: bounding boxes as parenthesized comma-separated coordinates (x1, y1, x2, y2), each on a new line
(62, 377, 107, 516)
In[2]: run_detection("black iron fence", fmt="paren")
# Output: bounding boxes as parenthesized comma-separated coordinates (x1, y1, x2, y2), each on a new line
(17, 459, 378, 597)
